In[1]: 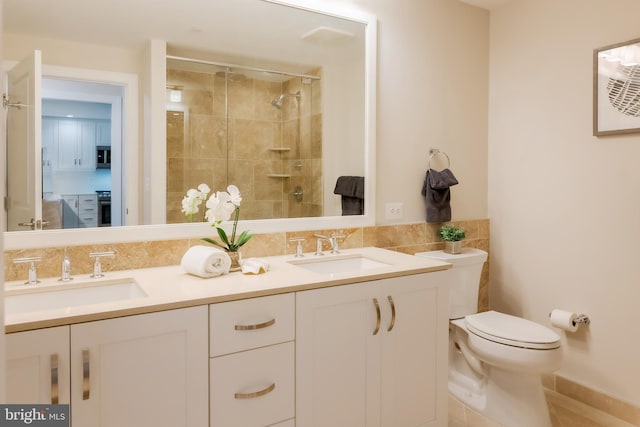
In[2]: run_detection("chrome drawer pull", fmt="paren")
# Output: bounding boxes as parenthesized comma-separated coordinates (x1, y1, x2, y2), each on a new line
(387, 296, 396, 332)
(234, 318, 276, 331)
(82, 349, 90, 400)
(372, 298, 381, 335)
(234, 382, 276, 399)
(50, 353, 59, 404)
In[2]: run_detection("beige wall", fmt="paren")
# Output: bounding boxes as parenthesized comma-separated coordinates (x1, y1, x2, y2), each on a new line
(489, 0, 640, 406)
(326, 0, 489, 224)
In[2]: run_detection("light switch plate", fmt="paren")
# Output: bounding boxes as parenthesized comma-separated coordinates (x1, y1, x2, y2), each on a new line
(385, 202, 403, 219)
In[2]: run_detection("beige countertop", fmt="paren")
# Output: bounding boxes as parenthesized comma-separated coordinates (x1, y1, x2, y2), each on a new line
(4, 247, 451, 333)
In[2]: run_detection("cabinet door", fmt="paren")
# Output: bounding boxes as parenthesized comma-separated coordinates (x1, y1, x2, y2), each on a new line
(42, 117, 58, 171)
(70, 306, 208, 427)
(55, 119, 96, 170)
(296, 273, 450, 427)
(62, 195, 79, 229)
(57, 119, 80, 169)
(296, 281, 381, 427)
(5, 326, 70, 405)
(96, 120, 111, 146)
(379, 272, 449, 427)
(77, 120, 96, 170)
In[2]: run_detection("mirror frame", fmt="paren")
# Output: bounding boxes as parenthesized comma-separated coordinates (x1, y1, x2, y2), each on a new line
(4, 0, 377, 250)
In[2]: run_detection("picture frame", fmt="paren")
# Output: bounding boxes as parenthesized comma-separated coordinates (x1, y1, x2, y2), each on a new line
(593, 37, 640, 136)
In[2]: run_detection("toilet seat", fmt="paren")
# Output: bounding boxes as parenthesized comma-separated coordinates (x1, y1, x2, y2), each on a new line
(465, 311, 560, 350)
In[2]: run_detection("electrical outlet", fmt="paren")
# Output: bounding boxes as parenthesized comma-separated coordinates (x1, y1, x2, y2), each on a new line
(385, 202, 403, 219)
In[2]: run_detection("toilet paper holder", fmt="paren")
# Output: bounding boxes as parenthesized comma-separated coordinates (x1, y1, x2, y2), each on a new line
(573, 314, 590, 326)
(548, 311, 591, 326)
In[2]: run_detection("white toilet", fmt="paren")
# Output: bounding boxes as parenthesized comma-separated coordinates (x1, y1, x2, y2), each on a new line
(416, 248, 562, 427)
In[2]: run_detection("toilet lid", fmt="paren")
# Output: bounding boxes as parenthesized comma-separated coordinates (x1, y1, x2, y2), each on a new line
(465, 311, 560, 350)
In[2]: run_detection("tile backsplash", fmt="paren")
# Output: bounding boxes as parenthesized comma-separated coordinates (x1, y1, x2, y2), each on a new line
(3, 219, 490, 311)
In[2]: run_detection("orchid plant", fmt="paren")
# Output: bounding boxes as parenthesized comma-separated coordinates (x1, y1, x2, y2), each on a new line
(182, 184, 253, 252)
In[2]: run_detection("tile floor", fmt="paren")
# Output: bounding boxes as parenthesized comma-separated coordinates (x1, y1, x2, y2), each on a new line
(448, 390, 636, 427)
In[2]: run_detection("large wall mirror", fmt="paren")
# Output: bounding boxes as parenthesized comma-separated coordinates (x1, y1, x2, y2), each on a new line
(2, 0, 376, 249)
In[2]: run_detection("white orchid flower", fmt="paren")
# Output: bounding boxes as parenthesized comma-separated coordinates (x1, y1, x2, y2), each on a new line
(205, 191, 236, 224)
(181, 184, 212, 218)
(181, 189, 202, 216)
(227, 185, 242, 207)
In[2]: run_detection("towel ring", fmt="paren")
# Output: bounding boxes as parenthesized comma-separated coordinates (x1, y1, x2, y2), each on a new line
(428, 149, 451, 170)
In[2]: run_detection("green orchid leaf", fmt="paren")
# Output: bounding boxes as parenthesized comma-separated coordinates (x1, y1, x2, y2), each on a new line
(235, 230, 253, 247)
(216, 227, 230, 245)
(201, 237, 226, 250)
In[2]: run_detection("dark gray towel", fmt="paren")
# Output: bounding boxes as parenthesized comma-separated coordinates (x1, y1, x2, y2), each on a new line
(421, 168, 458, 223)
(334, 176, 365, 215)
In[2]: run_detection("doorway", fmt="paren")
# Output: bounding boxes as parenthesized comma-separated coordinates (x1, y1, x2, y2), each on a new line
(42, 78, 123, 228)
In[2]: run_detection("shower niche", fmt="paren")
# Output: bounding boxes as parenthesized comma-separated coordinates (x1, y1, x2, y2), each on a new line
(165, 57, 323, 223)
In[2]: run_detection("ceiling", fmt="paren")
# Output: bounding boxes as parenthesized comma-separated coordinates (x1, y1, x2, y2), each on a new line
(459, 0, 513, 10)
(3, 0, 366, 72)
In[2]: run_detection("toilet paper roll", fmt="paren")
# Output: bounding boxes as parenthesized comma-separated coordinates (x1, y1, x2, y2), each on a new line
(549, 309, 579, 332)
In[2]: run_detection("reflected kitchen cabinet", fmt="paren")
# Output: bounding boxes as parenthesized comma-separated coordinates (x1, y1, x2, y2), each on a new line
(56, 119, 96, 171)
(62, 194, 98, 229)
(42, 117, 58, 171)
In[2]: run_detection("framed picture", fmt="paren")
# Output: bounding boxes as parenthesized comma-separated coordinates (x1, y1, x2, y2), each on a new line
(593, 37, 640, 136)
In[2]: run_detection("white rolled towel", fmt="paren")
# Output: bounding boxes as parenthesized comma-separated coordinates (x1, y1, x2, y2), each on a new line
(181, 245, 231, 278)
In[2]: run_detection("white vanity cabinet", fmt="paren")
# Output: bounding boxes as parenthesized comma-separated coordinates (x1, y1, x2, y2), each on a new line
(5, 326, 70, 404)
(296, 272, 450, 427)
(5, 306, 208, 427)
(209, 293, 295, 427)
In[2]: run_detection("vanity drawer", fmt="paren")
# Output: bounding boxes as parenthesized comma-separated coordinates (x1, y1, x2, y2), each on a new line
(209, 293, 294, 357)
(210, 341, 294, 427)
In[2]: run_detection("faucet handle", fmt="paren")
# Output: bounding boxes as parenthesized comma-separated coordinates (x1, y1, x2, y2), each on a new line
(330, 232, 345, 254)
(288, 237, 305, 258)
(13, 256, 42, 285)
(89, 251, 115, 278)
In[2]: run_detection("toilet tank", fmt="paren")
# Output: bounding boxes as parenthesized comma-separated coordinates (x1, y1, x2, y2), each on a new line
(415, 248, 488, 319)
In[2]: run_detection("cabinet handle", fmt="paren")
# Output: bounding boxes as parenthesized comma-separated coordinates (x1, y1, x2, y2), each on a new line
(234, 318, 276, 331)
(82, 349, 90, 400)
(387, 296, 396, 332)
(50, 353, 59, 405)
(234, 382, 275, 399)
(372, 298, 381, 335)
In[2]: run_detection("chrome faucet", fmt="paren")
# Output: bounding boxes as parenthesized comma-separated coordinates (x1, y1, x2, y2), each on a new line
(13, 256, 41, 285)
(313, 233, 345, 255)
(90, 251, 115, 278)
(289, 237, 305, 257)
(60, 250, 73, 282)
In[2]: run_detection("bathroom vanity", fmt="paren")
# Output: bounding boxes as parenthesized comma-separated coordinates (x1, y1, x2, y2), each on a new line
(4, 247, 451, 427)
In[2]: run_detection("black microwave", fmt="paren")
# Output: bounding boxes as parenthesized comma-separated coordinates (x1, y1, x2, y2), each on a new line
(96, 146, 111, 169)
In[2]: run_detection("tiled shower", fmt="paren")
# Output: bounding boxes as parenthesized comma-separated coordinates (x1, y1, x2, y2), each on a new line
(165, 58, 323, 223)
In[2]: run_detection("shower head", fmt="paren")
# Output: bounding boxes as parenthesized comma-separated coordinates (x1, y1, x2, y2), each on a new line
(271, 91, 301, 109)
(271, 94, 285, 109)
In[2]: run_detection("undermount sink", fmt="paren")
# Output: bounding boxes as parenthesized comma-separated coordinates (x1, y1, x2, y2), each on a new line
(289, 254, 391, 274)
(4, 278, 147, 315)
